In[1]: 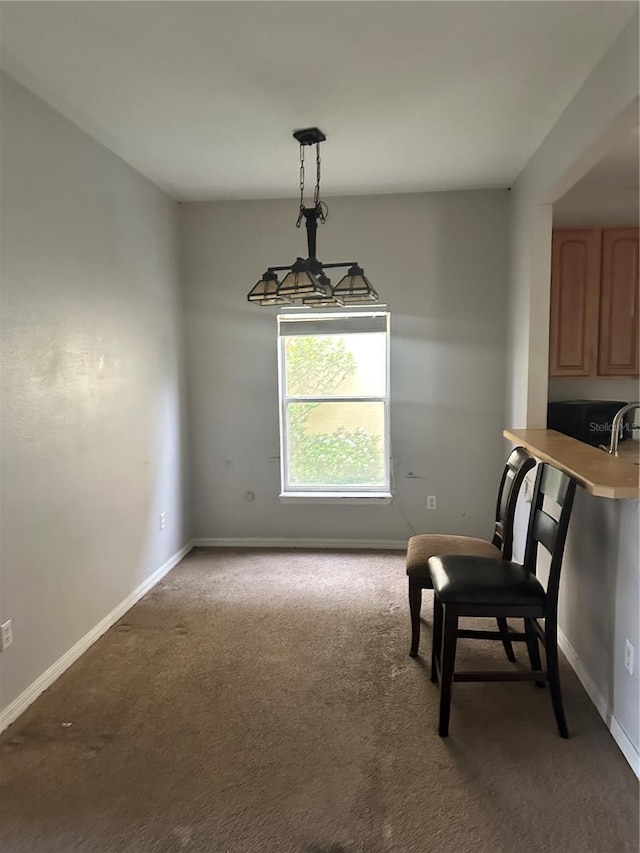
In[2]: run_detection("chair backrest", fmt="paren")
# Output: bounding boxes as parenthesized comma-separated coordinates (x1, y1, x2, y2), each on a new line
(492, 447, 536, 560)
(523, 463, 577, 607)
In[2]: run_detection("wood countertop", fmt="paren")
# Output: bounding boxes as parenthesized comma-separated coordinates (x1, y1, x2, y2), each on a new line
(504, 429, 640, 499)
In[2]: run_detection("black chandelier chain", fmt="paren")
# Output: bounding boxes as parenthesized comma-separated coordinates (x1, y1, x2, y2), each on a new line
(247, 127, 378, 306)
(314, 142, 321, 208)
(296, 142, 327, 229)
(296, 143, 305, 225)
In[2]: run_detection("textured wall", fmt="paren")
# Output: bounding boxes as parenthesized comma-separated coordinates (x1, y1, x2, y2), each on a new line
(0, 75, 190, 712)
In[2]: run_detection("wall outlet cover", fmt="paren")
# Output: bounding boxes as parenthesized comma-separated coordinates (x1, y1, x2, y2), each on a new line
(1, 620, 13, 651)
(624, 639, 634, 675)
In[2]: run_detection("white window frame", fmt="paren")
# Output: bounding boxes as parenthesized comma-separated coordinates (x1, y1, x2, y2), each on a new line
(277, 310, 391, 503)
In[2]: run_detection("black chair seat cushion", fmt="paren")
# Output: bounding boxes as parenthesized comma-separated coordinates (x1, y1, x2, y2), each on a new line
(406, 534, 500, 581)
(428, 555, 546, 606)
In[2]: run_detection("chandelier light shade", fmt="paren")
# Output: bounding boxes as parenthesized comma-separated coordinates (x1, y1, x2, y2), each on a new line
(333, 264, 379, 303)
(277, 258, 325, 299)
(247, 270, 291, 306)
(247, 128, 378, 307)
(303, 272, 344, 307)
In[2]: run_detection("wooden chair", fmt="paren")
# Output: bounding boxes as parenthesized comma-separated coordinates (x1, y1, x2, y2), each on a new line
(406, 447, 534, 658)
(428, 463, 577, 738)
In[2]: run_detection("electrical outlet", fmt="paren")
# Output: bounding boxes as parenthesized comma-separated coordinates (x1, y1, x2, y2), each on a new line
(427, 495, 437, 511)
(159, 512, 167, 531)
(624, 639, 634, 675)
(1, 620, 13, 651)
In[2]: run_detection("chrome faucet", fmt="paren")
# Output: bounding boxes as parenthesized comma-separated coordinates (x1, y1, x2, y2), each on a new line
(608, 402, 640, 455)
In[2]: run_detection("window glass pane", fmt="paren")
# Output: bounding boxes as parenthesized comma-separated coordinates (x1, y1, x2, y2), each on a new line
(284, 333, 386, 397)
(286, 401, 386, 488)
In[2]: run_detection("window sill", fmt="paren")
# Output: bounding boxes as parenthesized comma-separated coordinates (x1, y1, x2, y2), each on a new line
(279, 492, 393, 505)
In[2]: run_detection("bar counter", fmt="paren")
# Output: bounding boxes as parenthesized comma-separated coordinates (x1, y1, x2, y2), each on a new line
(504, 429, 639, 499)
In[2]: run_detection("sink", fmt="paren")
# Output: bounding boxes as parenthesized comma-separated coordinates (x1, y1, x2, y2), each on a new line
(597, 444, 640, 465)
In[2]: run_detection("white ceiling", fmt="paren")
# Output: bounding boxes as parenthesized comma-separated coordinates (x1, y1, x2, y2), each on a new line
(0, 1, 636, 201)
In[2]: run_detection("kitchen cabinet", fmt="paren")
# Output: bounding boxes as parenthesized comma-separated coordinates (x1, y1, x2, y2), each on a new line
(598, 228, 639, 376)
(549, 227, 639, 377)
(549, 228, 601, 376)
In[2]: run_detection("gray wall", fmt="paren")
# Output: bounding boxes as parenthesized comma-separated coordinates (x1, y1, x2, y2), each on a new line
(548, 377, 639, 404)
(180, 190, 509, 543)
(546, 122, 640, 762)
(504, 14, 639, 771)
(511, 469, 640, 765)
(0, 75, 190, 713)
(505, 14, 639, 430)
(560, 493, 639, 757)
(553, 183, 639, 226)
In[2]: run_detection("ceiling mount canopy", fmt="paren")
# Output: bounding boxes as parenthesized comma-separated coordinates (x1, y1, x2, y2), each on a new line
(292, 127, 326, 146)
(247, 128, 378, 308)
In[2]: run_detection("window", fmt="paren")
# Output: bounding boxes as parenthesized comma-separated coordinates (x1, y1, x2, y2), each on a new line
(277, 311, 390, 500)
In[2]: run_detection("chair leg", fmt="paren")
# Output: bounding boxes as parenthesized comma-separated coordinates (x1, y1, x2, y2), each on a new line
(545, 616, 569, 739)
(430, 594, 443, 683)
(496, 617, 516, 662)
(409, 580, 422, 658)
(438, 606, 458, 737)
(524, 618, 545, 689)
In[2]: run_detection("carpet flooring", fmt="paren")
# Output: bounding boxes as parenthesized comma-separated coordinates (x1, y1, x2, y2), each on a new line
(0, 548, 638, 853)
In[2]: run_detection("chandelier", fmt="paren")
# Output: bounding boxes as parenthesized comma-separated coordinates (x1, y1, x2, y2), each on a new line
(247, 128, 378, 307)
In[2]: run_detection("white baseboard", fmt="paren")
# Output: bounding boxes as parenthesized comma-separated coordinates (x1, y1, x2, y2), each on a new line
(559, 627, 639, 778)
(193, 537, 408, 550)
(0, 540, 194, 734)
(558, 628, 610, 721)
(609, 716, 640, 779)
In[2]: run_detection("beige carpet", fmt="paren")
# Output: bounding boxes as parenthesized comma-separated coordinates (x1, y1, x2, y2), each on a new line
(0, 548, 637, 853)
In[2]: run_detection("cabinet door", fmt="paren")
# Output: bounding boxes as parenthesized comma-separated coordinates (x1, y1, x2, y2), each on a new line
(549, 229, 601, 377)
(598, 228, 639, 376)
